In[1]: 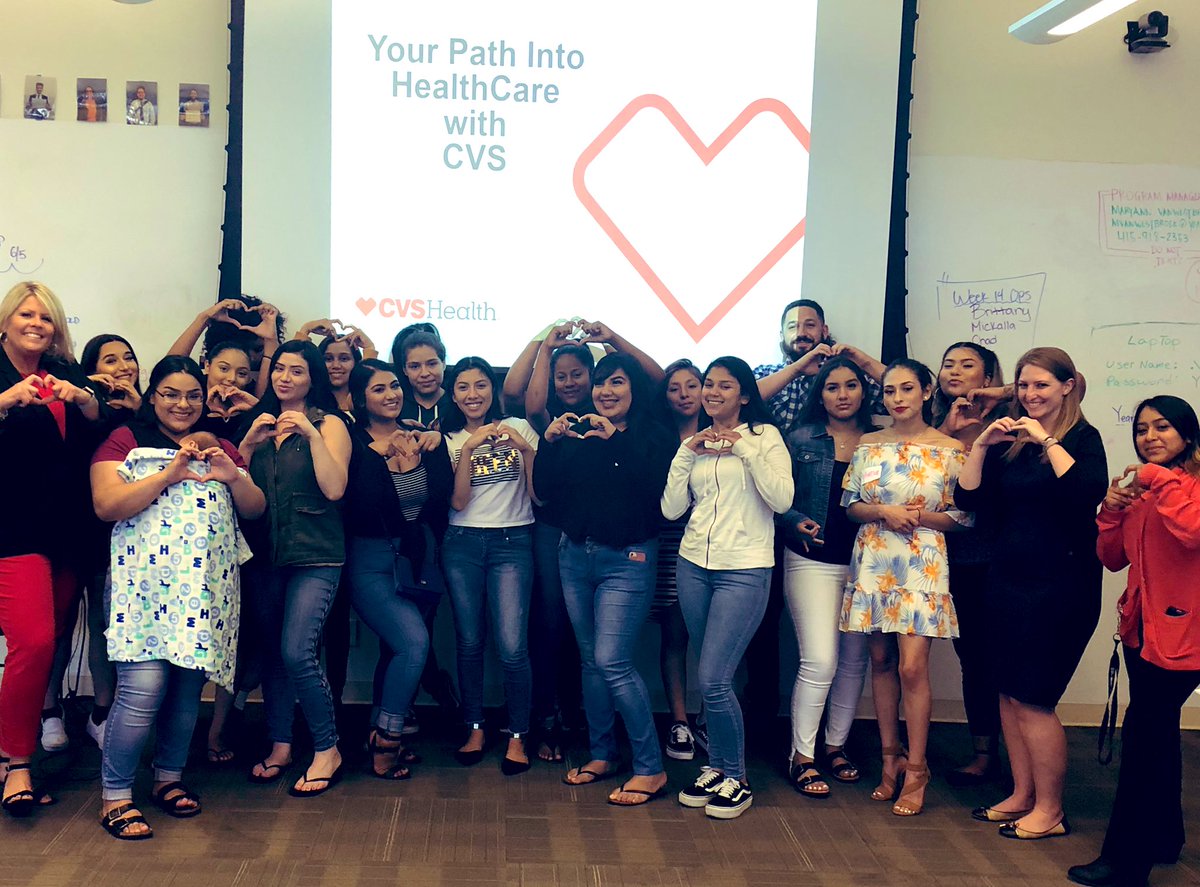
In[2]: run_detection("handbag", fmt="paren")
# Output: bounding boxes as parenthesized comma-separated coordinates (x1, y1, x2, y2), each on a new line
(394, 525, 445, 607)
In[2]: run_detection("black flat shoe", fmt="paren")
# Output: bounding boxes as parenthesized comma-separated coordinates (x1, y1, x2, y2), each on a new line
(501, 756, 531, 776)
(971, 804, 1033, 823)
(455, 723, 485, 766)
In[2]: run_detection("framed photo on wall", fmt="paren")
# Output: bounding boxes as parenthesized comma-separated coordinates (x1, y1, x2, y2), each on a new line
(178, 82, 210, 127)
(24, 75, 56, 120)
(126, 81, 157, 126)
(77, 78, 108, 123)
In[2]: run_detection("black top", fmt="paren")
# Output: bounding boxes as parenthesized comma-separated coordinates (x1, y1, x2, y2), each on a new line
(803, 460, 856, 565)
(954, 421, 1107, 571)
(193, 411, 249, 446)
(345, 424, 453, 570)
(0, 348, 103, 564)
(399, 391, 452, 429)
(533, 425, 675, 548)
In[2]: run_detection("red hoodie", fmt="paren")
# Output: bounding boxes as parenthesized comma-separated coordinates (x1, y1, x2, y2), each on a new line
(1097, 463, 1200, 671)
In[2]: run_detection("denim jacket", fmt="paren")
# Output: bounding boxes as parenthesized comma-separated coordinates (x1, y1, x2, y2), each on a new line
(778, 422, 838, 553)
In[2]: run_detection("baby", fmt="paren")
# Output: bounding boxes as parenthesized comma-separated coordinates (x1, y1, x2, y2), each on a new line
(180, 431, 221, 452)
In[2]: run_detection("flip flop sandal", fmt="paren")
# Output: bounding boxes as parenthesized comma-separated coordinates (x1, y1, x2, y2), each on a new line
(207, 747, 236, 765)
(152, 781, 202, 818)
(789, 763, 831, 799)
(561, 764, 621, 786)
(248, 760, 290, 784)
(287, 764, 344, 798)
(607, 781, 669, 807)
(100, 803, 154, 840)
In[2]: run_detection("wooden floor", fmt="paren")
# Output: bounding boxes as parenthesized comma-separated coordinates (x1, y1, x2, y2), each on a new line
(4, 704, 1199, 887)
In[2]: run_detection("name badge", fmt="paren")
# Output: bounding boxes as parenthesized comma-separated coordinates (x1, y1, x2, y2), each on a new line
(862, 465, 883, 484)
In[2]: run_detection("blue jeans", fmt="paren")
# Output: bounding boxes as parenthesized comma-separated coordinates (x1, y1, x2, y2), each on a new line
(256, 565, 342, 750)
(559, 537, 662, 776)
(441, 525, 533, 734)
(676, 559, 772, 781)
(101, 660, 207, 801)
(347, 536, 430, 735)
(530, 519, 571, 724)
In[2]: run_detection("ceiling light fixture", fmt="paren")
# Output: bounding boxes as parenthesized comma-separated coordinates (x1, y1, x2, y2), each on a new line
(1009, 0, 1138, 43)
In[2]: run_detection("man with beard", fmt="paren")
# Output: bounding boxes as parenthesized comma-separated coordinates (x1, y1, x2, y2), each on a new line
(740, 300, 885, 733)
(754, 299, 885, 433)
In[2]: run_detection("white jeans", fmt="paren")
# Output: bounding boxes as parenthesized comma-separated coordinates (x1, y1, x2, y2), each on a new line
(783, 550, 869, 759)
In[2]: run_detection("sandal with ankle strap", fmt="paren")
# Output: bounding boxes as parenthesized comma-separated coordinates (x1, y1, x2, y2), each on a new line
(892, 762, 930, 816)
(368, 729, 413, 780)
(871, 746, 908, 802)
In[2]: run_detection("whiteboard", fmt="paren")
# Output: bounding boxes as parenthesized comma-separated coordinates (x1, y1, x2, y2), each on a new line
(907, 154, 1200, 714)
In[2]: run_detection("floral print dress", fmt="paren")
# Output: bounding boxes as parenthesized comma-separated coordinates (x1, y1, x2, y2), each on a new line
(838, 441, 970, 638)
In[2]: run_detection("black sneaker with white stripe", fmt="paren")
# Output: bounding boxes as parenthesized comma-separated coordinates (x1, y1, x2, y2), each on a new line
(665, 721, 695, 760)
(704, 777, 753, 819)
(678, 767, 723, 807)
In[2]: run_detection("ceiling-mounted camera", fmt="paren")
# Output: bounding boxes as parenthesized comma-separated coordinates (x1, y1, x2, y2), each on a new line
(1125, 11, 1170, 53)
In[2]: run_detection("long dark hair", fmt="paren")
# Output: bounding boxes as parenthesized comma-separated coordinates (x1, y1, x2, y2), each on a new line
(548, 342, 596, 417)
(80, 333, 143, 393)
(390, 327, 444, 374)
(256, 340, 341, 415)
(796, 355, 874, 432)
(136, 355, 206, 425)
(703, 356, 775, 435)
(1133, 395, 1200, 478)
(932, 341, 1004, 426)
(883, 358, 936, 425)
(441, 356, 504, 434)
(658, 358, 711, 432)
(348, 358, 398, 427)
(592, 353, 658, 430)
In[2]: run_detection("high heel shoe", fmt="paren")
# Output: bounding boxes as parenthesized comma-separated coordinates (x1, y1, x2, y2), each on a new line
(368, 728, 413, 780)
(892, 762, 930, 816)
(454, 723, 485, 767)
(2, 763, 37, 818)
(871, 745, 907, 802)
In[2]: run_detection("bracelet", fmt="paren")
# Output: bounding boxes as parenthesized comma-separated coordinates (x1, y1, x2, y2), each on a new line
(1041, 436, 1060, 449)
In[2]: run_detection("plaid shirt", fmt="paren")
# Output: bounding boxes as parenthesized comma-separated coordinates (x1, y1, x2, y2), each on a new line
(753, 361, 883, 433)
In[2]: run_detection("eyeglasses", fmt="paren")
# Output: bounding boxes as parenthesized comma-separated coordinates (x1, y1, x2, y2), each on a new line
(155, 389, 204, 406)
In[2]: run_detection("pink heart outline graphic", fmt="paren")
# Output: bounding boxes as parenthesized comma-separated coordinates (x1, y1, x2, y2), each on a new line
(574, 95, 810, 343)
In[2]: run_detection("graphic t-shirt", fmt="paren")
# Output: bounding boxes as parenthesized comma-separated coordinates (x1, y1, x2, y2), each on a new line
(445, 417, 538, 527)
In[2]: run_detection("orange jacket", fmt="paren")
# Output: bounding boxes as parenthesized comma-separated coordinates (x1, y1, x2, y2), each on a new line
(1097, 463, 1200, 671)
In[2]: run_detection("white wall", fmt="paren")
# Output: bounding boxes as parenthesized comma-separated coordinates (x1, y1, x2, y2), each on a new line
(0, 1, 231, 366)
(909, 0, 1200, 726)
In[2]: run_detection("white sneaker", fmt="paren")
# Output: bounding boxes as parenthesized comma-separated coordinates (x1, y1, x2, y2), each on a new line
(85, 715, 106, 749)
(41, 715, 70, 752)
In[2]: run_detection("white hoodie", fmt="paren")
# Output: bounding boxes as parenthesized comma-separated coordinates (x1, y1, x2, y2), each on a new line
(661, 422, 794, 570)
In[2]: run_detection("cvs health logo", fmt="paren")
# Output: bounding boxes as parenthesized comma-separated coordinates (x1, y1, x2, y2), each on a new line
(356, 297, 426, 319)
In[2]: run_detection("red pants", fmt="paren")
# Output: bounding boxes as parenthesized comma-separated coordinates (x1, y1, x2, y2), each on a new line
(0, 554, 76, 757)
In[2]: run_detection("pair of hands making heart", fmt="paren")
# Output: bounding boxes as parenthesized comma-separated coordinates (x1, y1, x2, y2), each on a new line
(296, 317, 375, 352)
(541, 319, 614, 351)
(377, 428, 442, 460)
(206, 298, 279, 340)
(544, 412, 617, 442)
(684, 427, 743, 455)
(163, 441, 241, 486)
(88, 374, 141, 411)
(1104, 464, 1147, 512)
(941, 387, 1013, 435)
(205, 384, 258, 419)
(243, 410, 319, 446)
(463, 421, 533, 454)
(975, 415, 1053, 448)
(1, 373, 94, 411)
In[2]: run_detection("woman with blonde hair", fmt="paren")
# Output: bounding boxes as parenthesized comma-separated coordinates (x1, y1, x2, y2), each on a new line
(0, 282, 102, 815)
(956, 347, 1107, 840)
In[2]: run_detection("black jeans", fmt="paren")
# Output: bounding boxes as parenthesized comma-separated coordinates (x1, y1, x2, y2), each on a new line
(1101, 645, 1200, 882)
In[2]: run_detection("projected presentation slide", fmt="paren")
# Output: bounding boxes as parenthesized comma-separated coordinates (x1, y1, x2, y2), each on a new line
(331, 2, 817, 365)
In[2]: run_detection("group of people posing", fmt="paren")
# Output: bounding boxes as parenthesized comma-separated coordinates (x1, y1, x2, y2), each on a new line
(0, 282, 1195, 887)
